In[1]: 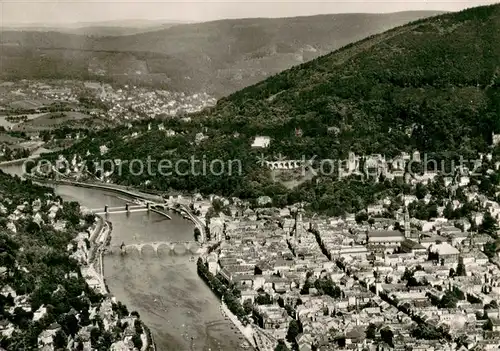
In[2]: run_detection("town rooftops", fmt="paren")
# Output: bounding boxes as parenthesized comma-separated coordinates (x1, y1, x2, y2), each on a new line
(368, 230, 404, 238)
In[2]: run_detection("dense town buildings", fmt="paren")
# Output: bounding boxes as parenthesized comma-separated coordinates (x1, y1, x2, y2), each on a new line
(192, 156, 500, 350)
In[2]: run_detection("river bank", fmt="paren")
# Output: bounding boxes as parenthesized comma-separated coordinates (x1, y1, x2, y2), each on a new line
(220, 299, 256, 349)
(30, 177, 164, 202)
(0, 156, 35, 167)
(48, 177, 255, 348)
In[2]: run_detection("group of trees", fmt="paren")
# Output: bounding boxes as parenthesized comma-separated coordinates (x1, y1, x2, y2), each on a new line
(411, 323, 444, 340)
(402, 267, 428, 288)
(363, 323, 396, 346)
(255, 293, 273, 305)
(196, 258, 247, 322)
(426, 287, 466, 309)
(286, 320, 301, 345)
(0, 147, 30, 163)
(449, 262, 467, 278)
(299, 275, 343, 300)
(480, 212, 499, 238)
(313, 277, 342, 298)
(43, 96, 500, 220)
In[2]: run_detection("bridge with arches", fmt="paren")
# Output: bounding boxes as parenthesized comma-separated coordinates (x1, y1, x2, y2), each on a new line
(264, 160, 305, 170)
(90, 202, 171, 219)
(104, 241, 202, 255)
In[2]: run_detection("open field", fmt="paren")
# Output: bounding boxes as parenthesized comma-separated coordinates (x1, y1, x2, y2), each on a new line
(0, 133, 24, 144)
(8, 99, 53, 110)
(12, 111, 93, 131)
(15, 140, 44, 151)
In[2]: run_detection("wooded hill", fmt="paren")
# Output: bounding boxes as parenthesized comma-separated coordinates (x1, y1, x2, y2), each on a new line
(0, 11, 441, 97)
(206, 4, 500, 159)
(49, 4, 500, 214)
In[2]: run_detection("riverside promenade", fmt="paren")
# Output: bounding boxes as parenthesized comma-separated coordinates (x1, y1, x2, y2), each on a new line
(220, 297, 256, 349)
(86, 216, 107, 291)
(32, 177, 163, 202)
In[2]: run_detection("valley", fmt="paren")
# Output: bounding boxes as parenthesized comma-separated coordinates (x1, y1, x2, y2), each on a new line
(3, 4, 500, 351)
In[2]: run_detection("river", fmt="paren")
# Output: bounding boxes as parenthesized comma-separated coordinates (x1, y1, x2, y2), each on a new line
(0, 163, 251, 351)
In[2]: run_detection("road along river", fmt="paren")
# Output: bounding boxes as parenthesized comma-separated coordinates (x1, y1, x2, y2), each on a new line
(0, 163, 252, 351)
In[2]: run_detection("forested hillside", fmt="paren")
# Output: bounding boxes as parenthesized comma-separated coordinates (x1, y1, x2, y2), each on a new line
(49, 4, 500, 215)
(208, 4, 500, 159)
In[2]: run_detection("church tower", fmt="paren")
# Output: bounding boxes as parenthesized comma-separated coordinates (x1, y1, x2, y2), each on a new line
(404, 201, 410, 239)
(294, 204, 305, 245)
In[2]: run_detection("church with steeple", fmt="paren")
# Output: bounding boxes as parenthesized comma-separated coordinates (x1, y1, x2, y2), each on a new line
(404, 202, 410, 239)
(292, 205, 306, 246)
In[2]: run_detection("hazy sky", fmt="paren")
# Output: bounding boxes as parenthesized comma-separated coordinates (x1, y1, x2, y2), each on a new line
(2, 0, 499, 25)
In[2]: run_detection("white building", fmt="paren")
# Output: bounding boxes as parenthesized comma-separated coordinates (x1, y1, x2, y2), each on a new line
(251, 136, 271, 148)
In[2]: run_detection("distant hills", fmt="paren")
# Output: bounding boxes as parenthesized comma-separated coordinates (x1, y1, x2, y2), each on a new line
(0, 11, 443, 97)
(2, 19, 190, 36)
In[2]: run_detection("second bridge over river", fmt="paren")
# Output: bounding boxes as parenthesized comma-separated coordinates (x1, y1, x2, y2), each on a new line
(90, 203, 172, 219)
(104, 241, 202, 255)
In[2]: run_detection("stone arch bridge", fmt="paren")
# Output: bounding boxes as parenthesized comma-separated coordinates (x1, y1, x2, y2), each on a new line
(105, 241, 201, 255)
